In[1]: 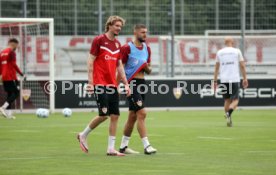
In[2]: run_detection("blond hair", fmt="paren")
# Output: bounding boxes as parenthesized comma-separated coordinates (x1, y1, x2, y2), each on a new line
(105, 16, 125, 32)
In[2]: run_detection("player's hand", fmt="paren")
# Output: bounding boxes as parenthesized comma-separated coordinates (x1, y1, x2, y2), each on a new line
(144, 64, 152, 74)
(125, 84, 131, 97)
(86, 83, 95, 95)
(22, 74, 27, 81)
(242, 79, 248, 89)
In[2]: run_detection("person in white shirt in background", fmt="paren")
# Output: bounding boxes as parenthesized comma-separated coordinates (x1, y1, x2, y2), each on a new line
(213, 36, 248, 127)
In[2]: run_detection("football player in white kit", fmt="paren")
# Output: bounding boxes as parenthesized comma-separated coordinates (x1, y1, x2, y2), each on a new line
(213, 36, 248, 127)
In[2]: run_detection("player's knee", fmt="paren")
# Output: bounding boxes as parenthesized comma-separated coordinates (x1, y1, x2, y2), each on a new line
(110, 115, 119, 122)
(136, 109, 147, 119)
(128, 111, 137, 120)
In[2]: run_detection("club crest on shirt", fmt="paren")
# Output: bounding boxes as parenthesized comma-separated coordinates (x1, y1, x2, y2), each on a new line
(173, 87, 182, 100)
(22, 89, 31, 101)
(101, 107, 108, 114)
(104, 42, 108, 45)
(115, 42, 119, 49)
(136, 100, 143, 107)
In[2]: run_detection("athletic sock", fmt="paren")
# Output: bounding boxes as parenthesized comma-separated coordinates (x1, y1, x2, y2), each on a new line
(142, 137, 150, 149)
(227, 108, 234, 117)
(1, 102, 9, 109)
(108, 136, 116, 151)
(80, 126, 92, 137)
(6, 110, 12, 117)
(120, 135, 130, 149)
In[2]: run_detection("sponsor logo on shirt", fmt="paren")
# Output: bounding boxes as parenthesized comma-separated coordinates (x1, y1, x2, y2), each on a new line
(1, 61, 7, 64)
(1, 53, 8, 57)
(105, 55, 117, 61)
(222, 61, 235, 65)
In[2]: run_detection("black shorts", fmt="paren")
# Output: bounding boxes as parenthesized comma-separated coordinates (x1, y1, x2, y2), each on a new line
(3, 80, 19, 93)
(94, 86, 119, 116)
(128, 78, 146, 112)
(219, 82, 240, 100)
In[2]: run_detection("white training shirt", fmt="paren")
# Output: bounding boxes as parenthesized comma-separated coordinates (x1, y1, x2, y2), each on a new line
(216, 47, 244, 83)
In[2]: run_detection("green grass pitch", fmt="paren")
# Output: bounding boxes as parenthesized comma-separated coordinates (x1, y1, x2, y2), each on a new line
(0, 109, 276, 175)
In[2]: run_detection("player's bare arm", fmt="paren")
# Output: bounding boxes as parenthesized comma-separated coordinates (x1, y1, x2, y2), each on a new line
(240, 61, 248, 88)
(117, 59, 131, 96)
(213, 62, 220, 90)
(87, 53, 96, 91)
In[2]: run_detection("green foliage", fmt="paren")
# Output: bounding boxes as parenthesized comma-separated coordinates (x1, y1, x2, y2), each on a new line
(0, 0, 275, 35)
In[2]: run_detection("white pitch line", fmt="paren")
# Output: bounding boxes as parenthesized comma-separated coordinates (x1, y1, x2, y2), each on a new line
(0, 124, 84, 128)
(0, 157, 52, 160)
(137, 170, 172, 173)
(132, 133, 165, 137)
(70, 131, 79, 134)
(148, 134, 166, 137)
(198, 136, 233, 140)
(158, 152, 186, 155)
(247, 151, 276, 153)
(69, 131, 104, 135)
(12, 130, 40, 133)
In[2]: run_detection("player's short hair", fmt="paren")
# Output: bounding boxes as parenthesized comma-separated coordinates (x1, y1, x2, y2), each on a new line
(8, 38, 19, 44)
(105, 15, 125, 32)
(133, 24, 147, 31)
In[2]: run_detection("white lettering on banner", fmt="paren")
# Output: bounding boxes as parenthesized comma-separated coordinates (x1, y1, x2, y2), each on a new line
(200, 88, 223, 98)
(200, 89, 213, 98)
(258, 88, 272, 98)
(272, 88, 276, 98)
(82, 101, 97, 106)
(242, 88, 258, 98)
(201, 88, 276, 98)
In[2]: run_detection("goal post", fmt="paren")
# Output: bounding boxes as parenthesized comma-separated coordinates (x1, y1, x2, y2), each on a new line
(0, 18, 55, 113)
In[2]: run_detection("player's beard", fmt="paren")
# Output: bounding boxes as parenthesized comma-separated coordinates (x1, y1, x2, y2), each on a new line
(138, 37, 146, 43)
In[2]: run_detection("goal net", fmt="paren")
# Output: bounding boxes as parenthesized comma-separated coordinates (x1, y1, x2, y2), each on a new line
(158, 30, 276, 77)
(0, 18, 55, 113)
